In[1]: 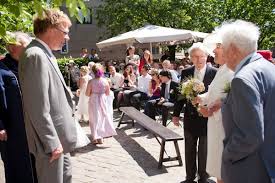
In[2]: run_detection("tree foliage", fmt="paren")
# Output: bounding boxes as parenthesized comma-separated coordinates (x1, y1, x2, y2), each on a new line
(0, 0, 87, 53)
(96, 0, 275, 49)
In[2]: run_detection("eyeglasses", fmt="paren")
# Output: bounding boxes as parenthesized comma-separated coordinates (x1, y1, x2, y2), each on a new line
(55, 27, 69, 36)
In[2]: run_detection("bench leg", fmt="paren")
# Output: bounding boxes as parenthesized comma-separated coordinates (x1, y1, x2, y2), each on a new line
(158, 140, 166, 169)
(132, 119, 135, 127)
(174, 140, 183, 166)
(117, 112, 125, 128)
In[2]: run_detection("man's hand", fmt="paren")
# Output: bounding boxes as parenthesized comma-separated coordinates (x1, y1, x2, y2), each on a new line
(172, 117, 180, 126)
(0, 130, 7, 141)
(209, 99, 222, 114)
(50, 145, 63, 163)
(191, 96, 201, 106)
(198, 106, 212, 117)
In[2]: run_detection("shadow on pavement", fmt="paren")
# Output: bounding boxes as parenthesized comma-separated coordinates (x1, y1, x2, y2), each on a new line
(114, 129, 168, 176)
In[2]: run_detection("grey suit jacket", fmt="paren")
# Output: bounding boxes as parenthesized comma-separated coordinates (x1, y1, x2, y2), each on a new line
(19, 40, 77, 154)
(221, 53, 275, 183)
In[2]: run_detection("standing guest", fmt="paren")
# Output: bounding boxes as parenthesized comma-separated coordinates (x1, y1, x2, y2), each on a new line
(125, 46, 140, 74)
(139, 50, 153, 73)
(86, 64, 117, 145)
(160, 50, 171, 62)
(87, 61, 95, 78)
(0, 32, 37, 183)
(217, 20, 275, 183)
(88, 48, 99, 62)
(19, 8, 77, 183)
(76, 66, 91, 122)
(106, 78, 115, 124)
(67, 60, 80, 91)
(80, 48, 88, 58)
(172, 42, 217, 183)
(162, 60, 179, 83)
(145, 70, 179, 126)
(192, 33, 234, 183)
(129, 64, 152, 110)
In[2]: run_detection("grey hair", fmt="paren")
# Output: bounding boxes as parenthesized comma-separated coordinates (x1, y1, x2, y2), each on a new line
(216, 20, 260, 53)
(6, 31, 32, 45)
(188, 42, 209, 56)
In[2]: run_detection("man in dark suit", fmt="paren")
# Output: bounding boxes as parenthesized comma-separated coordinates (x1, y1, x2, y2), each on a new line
(145, 70, 178, 126)
(173, 43, 217, 183)
(0, 32, 37, 183)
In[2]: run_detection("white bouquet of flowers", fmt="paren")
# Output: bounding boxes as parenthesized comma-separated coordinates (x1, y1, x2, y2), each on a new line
(179, 77, 205, 103)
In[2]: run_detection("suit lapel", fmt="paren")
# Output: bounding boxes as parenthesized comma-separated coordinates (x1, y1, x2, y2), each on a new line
(31, 40, 72, 97)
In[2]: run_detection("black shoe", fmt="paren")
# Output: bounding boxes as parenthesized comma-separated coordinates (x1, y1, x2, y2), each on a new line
(180, 180, 196, 183)
(197, 179, 215, 183)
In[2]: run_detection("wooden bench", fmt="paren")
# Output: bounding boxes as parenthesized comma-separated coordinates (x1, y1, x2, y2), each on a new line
(117, 106, 183, 168)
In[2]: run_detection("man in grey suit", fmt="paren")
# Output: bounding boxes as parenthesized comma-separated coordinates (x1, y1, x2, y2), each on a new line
(217, 20, 275, 183)
(19, 8, 77, 183)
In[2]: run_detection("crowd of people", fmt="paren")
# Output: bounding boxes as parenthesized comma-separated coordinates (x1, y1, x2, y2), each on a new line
(0, 7, 275, 183)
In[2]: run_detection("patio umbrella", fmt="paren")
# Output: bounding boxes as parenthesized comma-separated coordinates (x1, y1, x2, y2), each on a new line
(96, 25, 209, 50)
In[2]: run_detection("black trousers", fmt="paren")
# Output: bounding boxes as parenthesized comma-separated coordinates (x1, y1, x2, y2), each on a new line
(144, 99, 174, 126)
(0, 141, 37, 183)
(129, 91, 149, 110)
(184, 130, 209, 182)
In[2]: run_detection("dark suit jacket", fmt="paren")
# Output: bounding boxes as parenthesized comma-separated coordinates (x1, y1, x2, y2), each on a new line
(221, 54, 275, 183)
(0, 59, 34, 182)
(160, 80, 179, 103)
(173, 65, 217, 136)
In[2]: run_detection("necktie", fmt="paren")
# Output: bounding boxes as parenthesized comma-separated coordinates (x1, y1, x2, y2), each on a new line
(165, 83, 169, 99)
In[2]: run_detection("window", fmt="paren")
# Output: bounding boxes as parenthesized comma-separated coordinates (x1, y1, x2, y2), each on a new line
(152, 46, 160, 54)
(77, 8, 93, 24)
(60, 40, 69, 54)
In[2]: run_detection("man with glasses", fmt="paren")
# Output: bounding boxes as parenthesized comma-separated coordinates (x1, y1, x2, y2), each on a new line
(19, 8, 77, 183)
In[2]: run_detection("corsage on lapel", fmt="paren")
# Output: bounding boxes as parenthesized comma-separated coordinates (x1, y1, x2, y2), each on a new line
(223, 82, 231, 94)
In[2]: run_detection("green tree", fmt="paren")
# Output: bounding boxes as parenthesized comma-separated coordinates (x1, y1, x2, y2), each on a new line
(96, 0, 275, 49)
(0, 0, 87, 53)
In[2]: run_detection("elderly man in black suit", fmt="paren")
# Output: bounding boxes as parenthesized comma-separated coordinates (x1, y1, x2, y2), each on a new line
(144, 70, 179, 126)
(173, 43, 217, 183)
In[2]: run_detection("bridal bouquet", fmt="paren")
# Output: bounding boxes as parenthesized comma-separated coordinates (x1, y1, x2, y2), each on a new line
(178, 77, 205, 102)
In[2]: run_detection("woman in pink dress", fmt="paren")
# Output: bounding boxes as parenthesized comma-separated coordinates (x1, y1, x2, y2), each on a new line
(86, 63, 117, 144)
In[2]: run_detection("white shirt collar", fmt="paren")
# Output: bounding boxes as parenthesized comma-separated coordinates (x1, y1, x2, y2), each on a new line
(234, 52, 256, 75)
(35, 38, 55, 58)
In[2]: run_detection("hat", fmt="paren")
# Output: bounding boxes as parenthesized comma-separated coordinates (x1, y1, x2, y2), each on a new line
(257, 50, 272, 61)
(203, 33, 222, 57)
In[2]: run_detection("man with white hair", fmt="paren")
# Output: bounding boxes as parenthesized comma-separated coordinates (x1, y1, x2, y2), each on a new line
(218, 20, 275, 183)
(0, 32, 37, 182)
(173, 42, 217, 183)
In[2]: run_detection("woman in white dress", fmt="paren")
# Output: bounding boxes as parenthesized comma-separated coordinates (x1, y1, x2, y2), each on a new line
(193, 35, 234, 183)
(76, 66, 91, 122)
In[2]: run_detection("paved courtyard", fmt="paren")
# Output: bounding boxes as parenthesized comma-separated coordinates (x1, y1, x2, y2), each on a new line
(0, 110, 217, 183)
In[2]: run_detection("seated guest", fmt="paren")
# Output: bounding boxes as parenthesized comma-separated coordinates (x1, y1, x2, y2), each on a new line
(162, 60, 179, 83)
(129, 64, 152, 110)
(148, 68, 161, 100)
(144, 70, 179, 126)
(117, 64, 136, 107)
(109, 65, 124, 107)
(109, 65, 124, 90)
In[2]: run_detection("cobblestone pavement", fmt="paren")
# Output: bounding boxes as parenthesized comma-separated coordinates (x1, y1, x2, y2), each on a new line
(0, 110, 216, 183)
